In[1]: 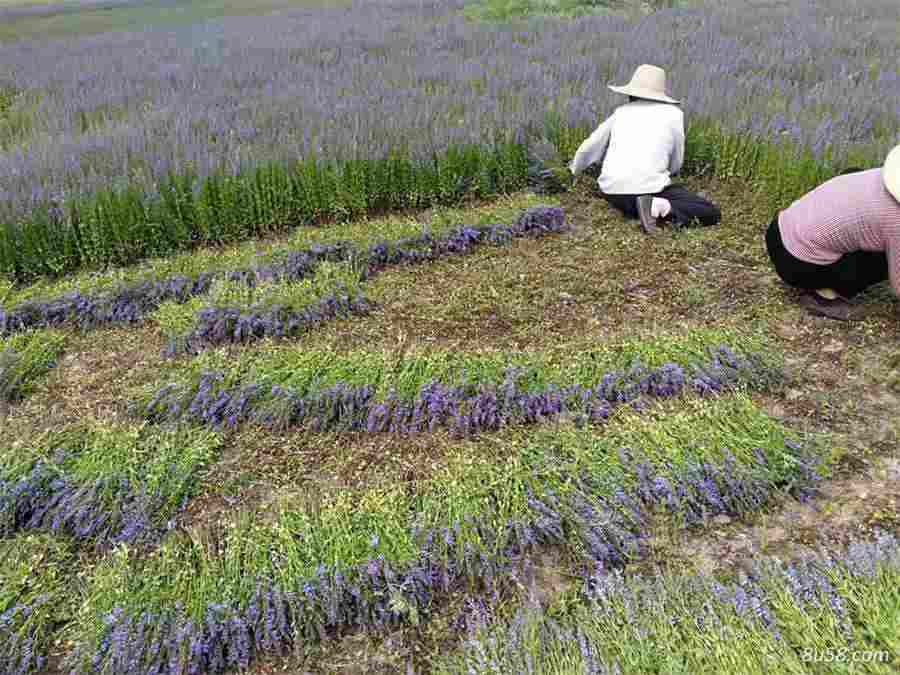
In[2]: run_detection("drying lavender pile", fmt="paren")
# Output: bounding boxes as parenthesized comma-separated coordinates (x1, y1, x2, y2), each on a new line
(63, 439, 823, 675)
(0, 243, 349, 336)
(141, 345, 775, 433)
(0, 206, 566, 350)
(0, 460, 160, 549)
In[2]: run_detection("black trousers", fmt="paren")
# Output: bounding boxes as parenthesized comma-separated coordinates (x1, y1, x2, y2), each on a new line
(764, 216, 888, 299)
(601, 184, 721, 227)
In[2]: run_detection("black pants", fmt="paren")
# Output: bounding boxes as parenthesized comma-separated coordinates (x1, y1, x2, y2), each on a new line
(764, 216, 888, 299)
(602, 184, 721, 227)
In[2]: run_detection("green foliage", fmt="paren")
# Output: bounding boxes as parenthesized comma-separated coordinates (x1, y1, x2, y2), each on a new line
(0, 329, 66, 403)
(0, 142, 529, 282)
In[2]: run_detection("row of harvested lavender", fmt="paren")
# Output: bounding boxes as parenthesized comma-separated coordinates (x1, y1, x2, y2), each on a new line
(442, 533, 900, 674)
(62, 436, 823, 675)
(140, 345, 773, 433)
(0, 206, 566, 347)
(0, 428, 221, 549)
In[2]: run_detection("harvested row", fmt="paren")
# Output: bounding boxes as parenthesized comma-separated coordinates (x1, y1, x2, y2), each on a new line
(439, 534, 900, 674)
(138, 344, 781, 434)
(0, 206, 565, 355)
(56, 398, 826, 675)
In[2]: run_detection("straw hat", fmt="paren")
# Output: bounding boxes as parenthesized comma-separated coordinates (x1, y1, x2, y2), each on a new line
(608, 64, 680, 104)
(884, 143, 900, 202)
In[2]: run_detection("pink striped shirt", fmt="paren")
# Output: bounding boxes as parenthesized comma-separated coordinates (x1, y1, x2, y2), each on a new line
(778, 169, 900, 296)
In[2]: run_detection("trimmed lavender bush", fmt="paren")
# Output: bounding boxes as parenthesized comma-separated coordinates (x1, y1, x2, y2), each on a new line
(141, 345, 771, 433)
(65, 436, 822, 675)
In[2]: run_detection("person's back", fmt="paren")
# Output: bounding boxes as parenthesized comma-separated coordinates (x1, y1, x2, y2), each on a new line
(599, 100, 684, 196)
(778, 168, 900, 265)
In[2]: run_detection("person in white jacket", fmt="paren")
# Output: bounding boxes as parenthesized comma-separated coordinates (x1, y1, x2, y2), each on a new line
(569, 64, 720, 235)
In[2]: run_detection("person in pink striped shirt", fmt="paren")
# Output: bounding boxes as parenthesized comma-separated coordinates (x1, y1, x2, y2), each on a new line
(765, 144, 900, 320)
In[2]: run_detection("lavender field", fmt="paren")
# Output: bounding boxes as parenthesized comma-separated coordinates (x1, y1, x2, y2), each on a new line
(0, 0, 897, 276)
(1, 0, 899, 674)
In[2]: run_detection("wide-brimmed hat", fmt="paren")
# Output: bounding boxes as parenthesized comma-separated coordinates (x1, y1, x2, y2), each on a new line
(884, 144, 900, 202)
(608, 64, 680, 104)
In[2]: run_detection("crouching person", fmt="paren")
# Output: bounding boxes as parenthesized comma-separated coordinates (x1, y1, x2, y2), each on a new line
(568, 64, 721, 235)
(765, 144, 900, 320)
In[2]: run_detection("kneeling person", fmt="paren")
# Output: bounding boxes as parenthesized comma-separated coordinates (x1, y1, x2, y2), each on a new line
(568, 64, 721, 234)
(765, 144, 900, 320)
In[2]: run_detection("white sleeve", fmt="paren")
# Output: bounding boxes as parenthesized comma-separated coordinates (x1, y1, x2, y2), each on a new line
(569, 116, 613, 175)
(668, 112, 685, 176)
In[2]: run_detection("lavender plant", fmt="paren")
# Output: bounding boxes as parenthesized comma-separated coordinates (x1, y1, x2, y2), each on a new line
(0, 0, 896, 278)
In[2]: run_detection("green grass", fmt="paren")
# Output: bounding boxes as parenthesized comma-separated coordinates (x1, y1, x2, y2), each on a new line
(462, 0, 686, 22)
(0, 329, 66, 403)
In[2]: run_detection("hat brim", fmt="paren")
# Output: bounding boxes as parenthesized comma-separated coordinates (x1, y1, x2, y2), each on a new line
(608, 84, 679, 104)
(884, 145, 900, 203)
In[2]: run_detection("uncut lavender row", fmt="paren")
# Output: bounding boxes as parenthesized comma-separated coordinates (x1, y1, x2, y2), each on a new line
(0, 458, 171, 549)
(1, 0, 896, 223)
(0, 206, 565, 340)
(142, 345, 775, 432)
(64, 440, 822, 675)
(450, 534, 900, 675)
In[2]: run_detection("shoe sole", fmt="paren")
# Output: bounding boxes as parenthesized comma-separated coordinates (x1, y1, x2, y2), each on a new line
(636, 196, 662, 235)
(797, 294, 853, 321)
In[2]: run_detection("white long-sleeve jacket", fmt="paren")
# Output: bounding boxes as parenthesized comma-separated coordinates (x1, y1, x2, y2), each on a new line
(569, 100, 685, 195)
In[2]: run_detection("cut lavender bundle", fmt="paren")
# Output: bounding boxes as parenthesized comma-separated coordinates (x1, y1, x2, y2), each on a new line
(449, 534, 900, 675)
(0, 429, 220, 548)
(168, 289, 374, 356)
(141, 344, 773, 434)
(1, 460, 159, 548)
(0, 243, 351, 338)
